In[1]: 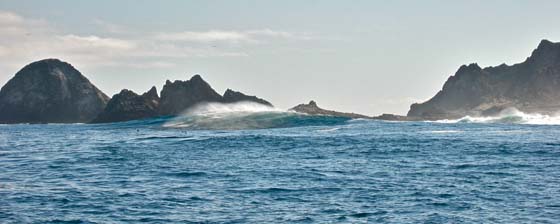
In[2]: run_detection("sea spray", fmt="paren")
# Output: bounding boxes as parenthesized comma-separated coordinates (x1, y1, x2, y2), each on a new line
(434, 108, 560, 125)
(163, 101, 350, 130)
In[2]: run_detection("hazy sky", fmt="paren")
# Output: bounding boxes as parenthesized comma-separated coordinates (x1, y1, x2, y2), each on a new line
(1, 0, 559, 115)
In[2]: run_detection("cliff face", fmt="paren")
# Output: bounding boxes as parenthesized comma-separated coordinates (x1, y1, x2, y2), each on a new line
(159, 75, 223, 115)
(408, 40, 560, 120)
(91, 87, 160, 123)
(222, 89, 273, 106)
(0, 59, 109, 123)
(291, 100, 370, 119)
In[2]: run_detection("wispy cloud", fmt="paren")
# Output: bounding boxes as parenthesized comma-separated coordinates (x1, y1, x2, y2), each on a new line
(57, 35, 136, 50)
(155, 29, 316, 43)
(0, 11, 320, 75)
(91, 19, 128, 34)
(155, 30, 252, 42)
(0, 11, 24, 25)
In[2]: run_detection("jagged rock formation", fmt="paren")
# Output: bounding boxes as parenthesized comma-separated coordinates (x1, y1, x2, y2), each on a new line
(408, 39, 560, 120)
(159, 75, 274, 115)
(91, 87, 160, 123)
(222, 89, 273, 106)
(0, 59, 109, 123)
(290, 100, 371, 119)
(0, 60, 273, 124)
(159, 75, 223, 115)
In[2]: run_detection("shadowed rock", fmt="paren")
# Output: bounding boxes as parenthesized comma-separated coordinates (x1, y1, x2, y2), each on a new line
(159, 75, 223, 115)
(290, 100, 370, 119)
(222, 89, 273, 106)
(408, 39, 560, 120)
(0, 59, 109, 123)
(91, 86, 160, 123)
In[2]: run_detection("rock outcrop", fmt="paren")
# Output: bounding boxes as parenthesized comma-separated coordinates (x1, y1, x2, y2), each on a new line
(0, 59, 109, 123)
(222, 89, 273, 106)
(408, 39, 560, 120)
(91, 87, 160, 123)
(0, 60, 274, 124)
(159, 75, 223, 115)
(290, 100, 371, 119)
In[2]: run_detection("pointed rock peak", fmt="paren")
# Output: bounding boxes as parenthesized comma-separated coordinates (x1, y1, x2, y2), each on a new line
(456, 63, 482, 75)
(190, 74, 205, 82)
(538, 39, 554, 48)
(119, 89, 133, 94)
(308, 100, 317, 107)
(531, 39, 560, 57)
(223, 88, 239, 97)
(116, 89, 139, 97)
(184, 74, 212, 87)
(142, 86, 159, 99)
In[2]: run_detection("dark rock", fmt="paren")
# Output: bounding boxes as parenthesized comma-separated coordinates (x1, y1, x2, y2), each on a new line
(290, 100, 371, 119)
(407, 39, 560, 120)
(222, 89, 273, 106)
(0, 59, 109, 123)
(91, 87, 160, 123)
(159, 75, 223, 115)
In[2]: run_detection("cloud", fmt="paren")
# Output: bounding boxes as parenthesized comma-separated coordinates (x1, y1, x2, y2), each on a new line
(155, 30, 252, 42)
(0, 11, 24, 25)
(91, 19, 128, 34)
(0, 11, 318, 77)
(155, 29, 315, 42)
(57, 35, 136, 50)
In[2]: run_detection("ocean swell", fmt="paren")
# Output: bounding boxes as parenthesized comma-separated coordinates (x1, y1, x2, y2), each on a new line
(434, 108, 560, 125)
(163, 102, 350, 130)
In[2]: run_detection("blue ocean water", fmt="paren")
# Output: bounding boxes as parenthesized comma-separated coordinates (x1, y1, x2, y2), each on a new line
(1, 110, 560, 223)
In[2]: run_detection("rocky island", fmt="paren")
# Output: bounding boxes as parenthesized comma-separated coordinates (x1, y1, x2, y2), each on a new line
(0, 59, 109, 123)
(407, 39, 560, 120)
(0, 59, 273, 124)
(291, 100, 371, 119)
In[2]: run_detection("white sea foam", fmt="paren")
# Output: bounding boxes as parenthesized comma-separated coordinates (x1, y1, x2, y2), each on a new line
(183, 101, 282, 115)
(433, 108, 560, 125)
(317, 127, 341, 132)
(425, 130, 463, 134)
(163, 102, 293, 129)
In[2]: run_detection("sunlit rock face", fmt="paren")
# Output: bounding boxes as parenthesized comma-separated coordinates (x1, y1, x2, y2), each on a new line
(408, 39, 560, 120)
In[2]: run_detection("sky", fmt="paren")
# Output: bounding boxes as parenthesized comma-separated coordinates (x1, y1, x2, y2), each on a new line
(1, 0, 559, 115)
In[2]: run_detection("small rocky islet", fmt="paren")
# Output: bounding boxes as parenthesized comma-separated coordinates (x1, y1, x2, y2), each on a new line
(1, 39, 560, 124)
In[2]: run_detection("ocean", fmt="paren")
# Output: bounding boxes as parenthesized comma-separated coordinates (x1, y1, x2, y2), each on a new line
(1, 103, 559, 223)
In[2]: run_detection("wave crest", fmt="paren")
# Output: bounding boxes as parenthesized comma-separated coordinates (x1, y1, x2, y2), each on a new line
(163, 102, 350, 130)
(435, 108, 560, 125)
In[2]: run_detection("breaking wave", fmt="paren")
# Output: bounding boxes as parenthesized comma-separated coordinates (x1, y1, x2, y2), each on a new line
(434, 108, 560, 125)
(163, 102, 351, 130)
